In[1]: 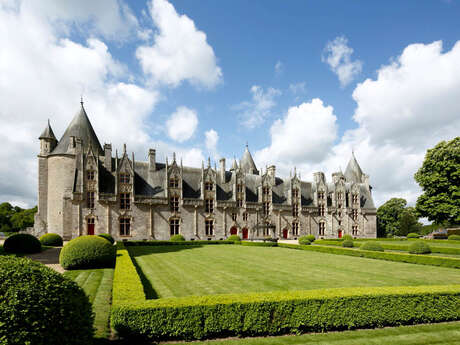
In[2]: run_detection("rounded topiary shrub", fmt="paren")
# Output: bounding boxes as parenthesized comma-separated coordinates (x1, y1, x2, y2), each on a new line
(98, 233, 115, 244)
(342, 239, 354, 248)
(40, 233, 63, 247)
(59, 235, 116, 270)
(448, 234, 460, 241)
(409, 241, 431, 254)
(298, 236, 312, 245)
(227, 235, 241, 242)
(342, 234, 353, 241)
(170, 234, 185, 242)
(407, 232, 420, 239)
(360, 241, 384, 252)
(0, 256, 94, 345)
(305, 235, 316, 242)
(4, 233, 41, 254)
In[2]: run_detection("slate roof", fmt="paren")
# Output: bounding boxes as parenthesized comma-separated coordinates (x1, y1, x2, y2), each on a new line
(39, 120, 57, 141)
(344, 152, 364, 183)
(240, 146, 258, 174)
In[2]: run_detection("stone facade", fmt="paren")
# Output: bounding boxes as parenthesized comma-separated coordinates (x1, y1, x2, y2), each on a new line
(35, 102, 377, 241)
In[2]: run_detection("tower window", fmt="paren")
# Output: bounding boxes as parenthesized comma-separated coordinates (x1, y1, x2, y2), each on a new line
(169, 176, 179, 188)
(87, 191, 95, 209)
(292, 188, 299, 199)
(120, 173, 130, 184)
(120, 218, 131, 236)
(205, 199, 214, 213)
(170, 196, 179, 212)
(170, 218, 180, 235)
(337, 191, 343, 200)
(205, 181, 213, 191)
(120, 193, 130, 210)
(318, 191, 325, 200)
(205, 219, 214, 236)
(263, 186, 270, 195)
(87, 170, 95, 181)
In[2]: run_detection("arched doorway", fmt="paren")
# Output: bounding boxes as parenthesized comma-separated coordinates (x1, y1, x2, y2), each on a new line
(242, 228, 248, 239)
(87, 217, 95, 235)
(338, 230, 342, 238)
(282, 228, 288, 239)
(230, 226, 238, 235)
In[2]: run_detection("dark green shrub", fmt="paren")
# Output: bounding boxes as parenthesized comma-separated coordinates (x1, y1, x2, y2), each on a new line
(342, 234, 353, 241)
(0, 256, 94, 345)
(448, 234, 460, 241)
(298, 236, 312, 245)
(241, 241, 278, 247)
(407, 233, 420, 239)
(59, 235, 116, 270)
(342, 239, 354, 248)
(227, 235, 241, 242)
(98, 233, 115, 244)
(170, 234, 185, 242)
(409, 241, 431, 254)
(4, 233, 41, 254)
(39, 233, 63, 247)
(305, 235, 316, 242)
(360, 241, 384, 252)
(124, 240, 234, 246)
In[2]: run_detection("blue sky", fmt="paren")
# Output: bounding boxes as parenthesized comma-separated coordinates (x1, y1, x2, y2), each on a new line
(0, 0, 460, 209)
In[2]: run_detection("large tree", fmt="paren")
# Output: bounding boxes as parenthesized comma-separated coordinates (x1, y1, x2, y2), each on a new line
(377, 198, 407, 237)
(415, 137, 460, 225)
(397, 207, 422, 236)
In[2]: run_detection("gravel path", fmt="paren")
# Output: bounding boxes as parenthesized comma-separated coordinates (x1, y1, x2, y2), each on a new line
(26, 247, 66, 274)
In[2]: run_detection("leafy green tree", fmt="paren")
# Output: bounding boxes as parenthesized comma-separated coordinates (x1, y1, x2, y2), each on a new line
(0, 202, 14, 230)
(377, 198, 407, 237)
(397, 207, 422, 236)
(415, 137, 460, 224)
(10, 206, 37, 230)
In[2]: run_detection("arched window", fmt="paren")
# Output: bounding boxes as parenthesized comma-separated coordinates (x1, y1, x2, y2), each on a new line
(170, 218, 180, 236)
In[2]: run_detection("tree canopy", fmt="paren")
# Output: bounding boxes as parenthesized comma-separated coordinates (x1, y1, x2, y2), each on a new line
(0, 202, 36, 232)
(377, 198, 407, 237)
(415, 137, 460, 225)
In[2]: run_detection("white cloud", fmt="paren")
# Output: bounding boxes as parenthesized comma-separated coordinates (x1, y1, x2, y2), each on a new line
(255, 98, 338, 168)
(136, 0, 222, 88)
(322, 36, 362, 87)
(205, 129, 219, 159)
(236, 85, 281, 129)
(289, 82, 307, 95)
(274, 60, 284, 76)
(166, 106, 198, 142)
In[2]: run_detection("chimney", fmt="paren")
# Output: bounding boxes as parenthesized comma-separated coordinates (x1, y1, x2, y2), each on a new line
(104, 143, 112, 171)
(149, 149, 156, 172)
(219, 158, 225, 181)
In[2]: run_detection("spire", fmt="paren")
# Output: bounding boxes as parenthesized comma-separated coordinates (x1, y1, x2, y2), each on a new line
(240, 144, 258, 175)
(230, 157, 238, 171)
(39, 119, 57, 141)
(344, 151, 364, 183)
(51, 100, 103, 155)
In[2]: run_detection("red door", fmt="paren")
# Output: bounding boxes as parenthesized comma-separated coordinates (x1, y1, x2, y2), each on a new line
(338, 230, 342, 238)
(87, 218, 95, 235)
(242, 228, 248, 239)
(283, 229, 288, 239)
(230, 227, 237, 235)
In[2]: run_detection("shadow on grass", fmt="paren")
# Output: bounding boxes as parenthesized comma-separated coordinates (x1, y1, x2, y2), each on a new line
(130, 254, 159, 300)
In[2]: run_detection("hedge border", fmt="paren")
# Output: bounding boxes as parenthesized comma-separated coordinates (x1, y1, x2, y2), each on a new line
(279, 243, 460, 269)
(123, 240, 235, 246)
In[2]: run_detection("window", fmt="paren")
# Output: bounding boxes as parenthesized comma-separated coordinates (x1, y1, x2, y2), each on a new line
(338, 220, 342, 226)
(318, 191, 325, 200)
(292, 203, 299, 217)
(87, 170, 95, 181)
(120, 218, 130, 236)
(337, 191, 343, 200)
(352, 194, 359, 204)
(120, 193, 130, 210)
(243, 212, 248, 221)
(318, 204, 325, 216)
(170, 196, 179, 212)
(205, 181, 213, 191)
(205, 219, 214, 236)
(120, 173, 130, 184)
(292, 221, 299, 236)
(263, 186, 270, 196)
(338, 203, 342, 209)
(338, 211, 342, 218)
(263, 202, 270, 216)
(169, 176, 179, 188)
(231, 213, 237, 221)
(170, 218, 180, 235)
(292, 188, 299, 199)
(352, 209, 358, 221)
(87, 191, 95, 209)
(236, 199, 243, 207)
(319, 222, 325, 236)
(352, 225, 358, 236)
(205, 199, 214, 213)
(263, 222, 270, 236)
(237, 184, 243, 193)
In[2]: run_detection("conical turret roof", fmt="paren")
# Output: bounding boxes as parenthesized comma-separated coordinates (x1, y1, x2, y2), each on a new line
(240, 145, 258, 174)
(39, 120, 57, 141)
(51, 101, 103, 155)
(344, 152, 363, 183)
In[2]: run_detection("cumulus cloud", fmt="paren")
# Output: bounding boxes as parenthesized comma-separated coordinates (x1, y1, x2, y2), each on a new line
(274, 60, 284, 76)
(136, 0, 222, 88)
(166, 106, 198, 142)
(205, 129, 219, 152)
(236, 85, 281, 129)
(322, 36, 362, 87)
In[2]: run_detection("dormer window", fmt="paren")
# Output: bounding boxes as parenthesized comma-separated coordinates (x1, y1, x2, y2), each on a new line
(352, 194, 359, 204)
(263, 202, 270, 216)
(205, 181, 213, 191)
(120, 173, 130, 184)
(292, 221, 299, 236)
(319, 205, 325, 216)
(237, 184, 243, 193)
(170, 196, 179, 212)
(236, 199, 243, 207)
(352, 209, 358, 221)
(318, 191, 325, 200)
(205, 199, 214, 213)
(120, 193, 130, 210)
(337, 192, 343, 200)
(263, 186, 270, 195)
(292, 203, 299, 217)
(87, 170, 95, 181)
(292, 188, 299, 199)
(169, 176, 179, 188)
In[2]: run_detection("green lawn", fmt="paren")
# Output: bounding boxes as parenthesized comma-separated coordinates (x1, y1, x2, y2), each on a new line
(128, 245, 460, 298)
(355, 239, 460, 249)
(168, 321, 460, 345)
(64, 268, 114, 339)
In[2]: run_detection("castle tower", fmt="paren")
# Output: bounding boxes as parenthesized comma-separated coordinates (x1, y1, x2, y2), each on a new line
(344, 151, 364, 183)
(240, 144, 258, 175)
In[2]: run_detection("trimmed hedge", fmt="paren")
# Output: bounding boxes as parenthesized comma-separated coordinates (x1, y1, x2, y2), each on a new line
(59, 235, 116, 270)
(298, 236, 312, 245)
(360, 242, 384, 252)
(227, 235, 241, 242)
(170, 234, 185, 242)
(278, 243, 460, 269)
(407, 233, 420, 239)
(0, 256, 94, 345)
(98, 233, 115, 244)
(342, 234, 353, 241)
(40, 233, 63, 247)
(342, 240, 354, 248)
(409, 241, 431, 254)
(241, 241, 278, 247)
(4, 233, 41, 254)
(448, 235, 460, 241)
(124, 240, 235, 246)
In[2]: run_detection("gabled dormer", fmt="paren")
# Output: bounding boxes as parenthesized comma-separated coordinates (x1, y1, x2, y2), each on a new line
(166, 153, 182, 213)
(201, 158, 216, 214)
(116, 145, 134, 211)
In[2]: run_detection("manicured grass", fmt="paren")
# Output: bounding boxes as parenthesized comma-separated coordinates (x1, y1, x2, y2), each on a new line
(356, 239, 460, 249)
(128, 245, 460, 298)
(168, 321, 460, 345)
(64, 268, 114, 339)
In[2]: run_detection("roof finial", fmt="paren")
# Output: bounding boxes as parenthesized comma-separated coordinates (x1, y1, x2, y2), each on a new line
(246, 141, 248, 148)
(173, 152, 176, 162)
(207, 156, 211, 168)
(80, 95, 84, 106)
(48, 118, 50, 126)
(123, 143, 126, 154)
